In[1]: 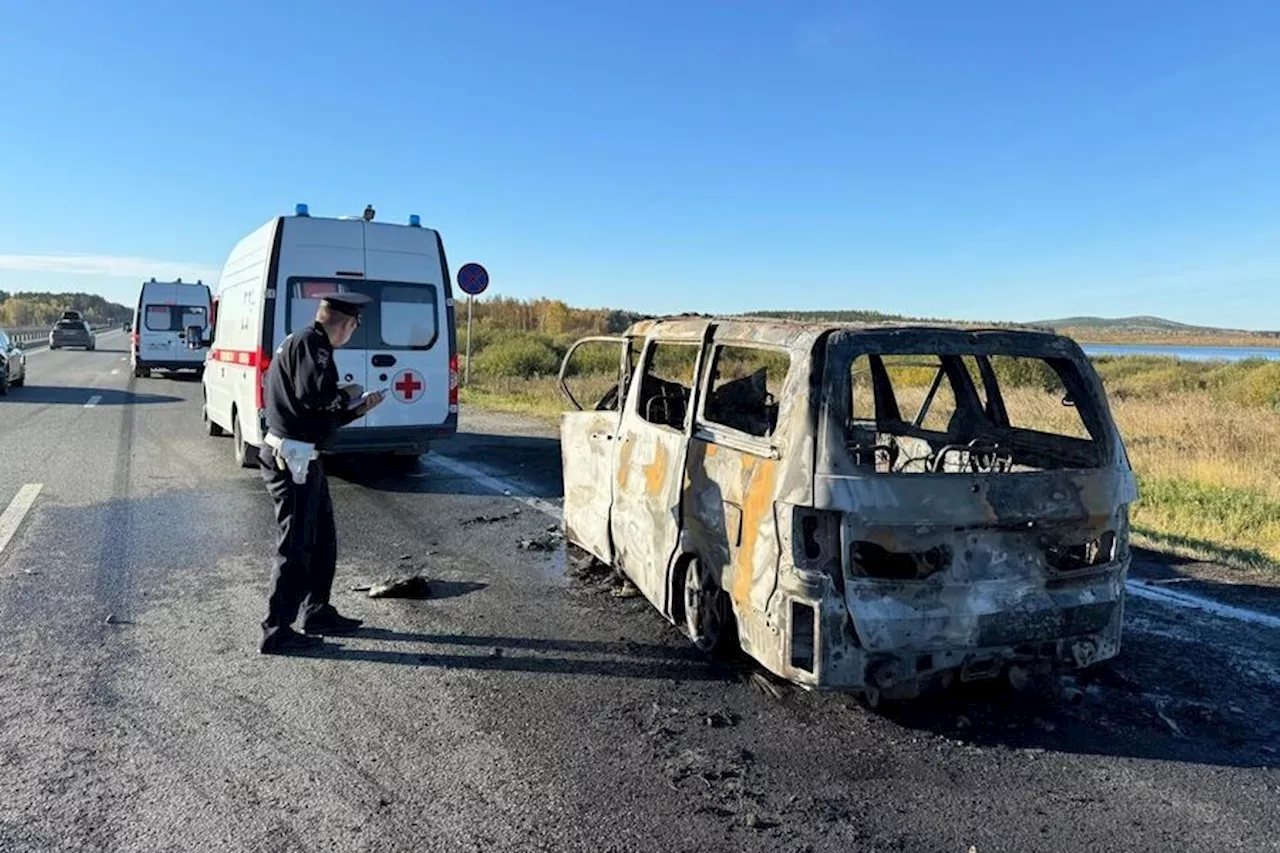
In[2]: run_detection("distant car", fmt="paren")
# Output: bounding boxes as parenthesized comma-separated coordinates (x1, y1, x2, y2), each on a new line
(122, 321, 132, 333)
(60, 310, 84, 322)
(49, 319, 96, 351)
(0, 329, 27, 394)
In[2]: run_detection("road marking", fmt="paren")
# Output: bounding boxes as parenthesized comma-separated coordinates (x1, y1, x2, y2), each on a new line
(1126, 580, 1280, 630)
(85, 395, 102, 408)
(427, 454, 562, 520)
(0, 484, 42, 556)
(110, 368, 120, 375)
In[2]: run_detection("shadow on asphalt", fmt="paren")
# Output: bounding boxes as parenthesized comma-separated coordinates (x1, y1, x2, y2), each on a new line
(0, 386, 183, 405)
(139, 371, 204, 383)
(303, 635, 730, 681)
(353, 629, 705, 661)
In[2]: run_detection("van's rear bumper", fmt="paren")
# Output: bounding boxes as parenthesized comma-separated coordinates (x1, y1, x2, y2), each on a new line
(323, 416, 459, 455)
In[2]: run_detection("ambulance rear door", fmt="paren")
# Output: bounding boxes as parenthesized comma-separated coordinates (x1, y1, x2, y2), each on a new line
(358, 222, 452, 429)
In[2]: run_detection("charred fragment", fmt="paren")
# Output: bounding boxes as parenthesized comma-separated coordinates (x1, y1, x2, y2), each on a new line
(557, 316, 1138, 700)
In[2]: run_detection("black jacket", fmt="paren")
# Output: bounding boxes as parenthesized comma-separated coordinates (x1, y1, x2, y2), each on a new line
(264, 323, 361, 446)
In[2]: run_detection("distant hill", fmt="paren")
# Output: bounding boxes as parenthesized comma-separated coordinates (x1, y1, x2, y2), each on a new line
(742, 310, 1279, 346)
(741, 309, 1042, 329)
(1036, 315, 1280, 344)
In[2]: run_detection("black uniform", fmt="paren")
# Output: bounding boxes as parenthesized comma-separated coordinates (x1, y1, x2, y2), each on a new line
(259, 296, 369, 650)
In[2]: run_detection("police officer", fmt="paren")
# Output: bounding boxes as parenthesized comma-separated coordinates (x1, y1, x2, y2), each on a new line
(258, 292, 386, 655)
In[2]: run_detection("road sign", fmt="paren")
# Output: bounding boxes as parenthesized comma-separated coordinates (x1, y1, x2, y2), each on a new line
(457, 263, 489, 296)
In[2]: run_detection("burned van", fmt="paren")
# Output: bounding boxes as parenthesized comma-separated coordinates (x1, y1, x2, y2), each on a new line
(558, 318, 1137, 701)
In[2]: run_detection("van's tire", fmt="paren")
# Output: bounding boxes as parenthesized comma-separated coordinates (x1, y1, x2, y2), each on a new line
(680, 557, 737, 657)
(232, 414, 256, 469)
(10, 370, 23, 388)
(0, 371, 8, 396)
(133, 365, 150, 378)
(203, 400, 225, 437)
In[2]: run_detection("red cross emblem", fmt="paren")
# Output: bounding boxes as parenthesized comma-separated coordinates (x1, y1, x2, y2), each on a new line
(392, 369, 424, 402)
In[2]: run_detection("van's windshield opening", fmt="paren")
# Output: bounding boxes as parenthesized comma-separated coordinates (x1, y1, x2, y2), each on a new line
(843, 349, 1105, 474)
(286, 278, 439, 350)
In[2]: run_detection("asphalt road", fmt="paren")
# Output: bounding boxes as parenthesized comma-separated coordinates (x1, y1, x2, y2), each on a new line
(1, 331, 1277, 853)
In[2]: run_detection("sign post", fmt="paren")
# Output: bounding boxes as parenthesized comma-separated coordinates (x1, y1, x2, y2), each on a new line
(456, 263, 490, 387)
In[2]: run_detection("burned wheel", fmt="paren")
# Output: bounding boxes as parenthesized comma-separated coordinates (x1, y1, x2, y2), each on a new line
(682, 558, 735, 656)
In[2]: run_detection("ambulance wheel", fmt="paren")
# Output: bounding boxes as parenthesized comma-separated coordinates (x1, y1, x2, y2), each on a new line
(0, 371, 8, 396)
(681, 558, 736, 657)
(232, 415, 256, 469)
(202, 400, 225, 437)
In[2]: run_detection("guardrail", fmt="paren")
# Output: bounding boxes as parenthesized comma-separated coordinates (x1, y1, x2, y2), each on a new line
(8, 323, 118, 348)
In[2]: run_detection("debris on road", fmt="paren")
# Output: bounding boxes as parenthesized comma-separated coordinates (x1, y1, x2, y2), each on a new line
(703, 710, 738, 728)
(462, 511, 521, 526)
(518, 527, 563, 552)
(367, 575, 433, 599)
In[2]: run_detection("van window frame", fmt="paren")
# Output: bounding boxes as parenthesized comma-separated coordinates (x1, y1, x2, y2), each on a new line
(629, 337, 704, 435)
(283, 276, 441, 351)
(695, 340, 791, 457)
(825, 330, 1116, 473)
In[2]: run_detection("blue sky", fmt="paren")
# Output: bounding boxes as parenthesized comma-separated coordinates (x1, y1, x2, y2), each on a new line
(1, 0, 1277, 328)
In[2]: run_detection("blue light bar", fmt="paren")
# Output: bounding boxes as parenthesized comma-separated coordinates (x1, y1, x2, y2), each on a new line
(408, 214, 421, 227)
(295, 203, 310, 217)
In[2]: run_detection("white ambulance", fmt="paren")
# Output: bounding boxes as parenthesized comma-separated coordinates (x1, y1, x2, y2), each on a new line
(201, 204, 460, 468)
(130, 278, 213, 378)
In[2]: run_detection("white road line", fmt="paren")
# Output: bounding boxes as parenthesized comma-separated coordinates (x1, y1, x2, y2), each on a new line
(110, 368, 120, 375)
(427, 454, 562, 520)
(85, 395, 102, 408)
(0, 484, 43, 556)
(428, 454, 1280, 631)
(1126, 580, 1280, 630)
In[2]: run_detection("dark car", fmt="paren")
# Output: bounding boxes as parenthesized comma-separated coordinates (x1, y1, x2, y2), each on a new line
(0, 329, 28, 394)
(49, 319, 96, 351)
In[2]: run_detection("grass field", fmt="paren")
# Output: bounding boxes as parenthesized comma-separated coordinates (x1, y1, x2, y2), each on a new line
(461, 353, 1280, 575)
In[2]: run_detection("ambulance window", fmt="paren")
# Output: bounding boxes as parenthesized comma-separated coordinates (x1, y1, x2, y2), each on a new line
(378, 284, 438, 349)
(145, 305, 171, 331)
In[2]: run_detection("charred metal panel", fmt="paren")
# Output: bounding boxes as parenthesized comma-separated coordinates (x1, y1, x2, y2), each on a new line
(561, 410, 622, 564)
(611, 424, 688, 609)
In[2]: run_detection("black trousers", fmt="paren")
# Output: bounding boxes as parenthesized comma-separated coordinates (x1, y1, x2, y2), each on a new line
(259, 446, 337, 636)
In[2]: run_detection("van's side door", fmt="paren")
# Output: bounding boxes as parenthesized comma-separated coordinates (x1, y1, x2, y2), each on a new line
(611, 326, 710, 609)
(558, 336, 631, 564)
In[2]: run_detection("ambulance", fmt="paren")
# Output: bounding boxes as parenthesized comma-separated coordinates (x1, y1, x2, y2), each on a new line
(131, 279, 213, 377)
(201, 204, 460, 468)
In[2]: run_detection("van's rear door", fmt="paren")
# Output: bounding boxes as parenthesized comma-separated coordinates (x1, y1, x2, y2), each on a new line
(278, 218, 370, 409)
(141, 284, 179, 362)
(359, 223, 451, 430)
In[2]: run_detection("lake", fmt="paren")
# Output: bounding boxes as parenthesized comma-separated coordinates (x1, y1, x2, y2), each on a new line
(1080, 343, 1280, 362)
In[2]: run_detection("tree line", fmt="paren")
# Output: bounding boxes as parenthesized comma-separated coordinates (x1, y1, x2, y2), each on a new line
(0, 291, 132, 327)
